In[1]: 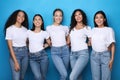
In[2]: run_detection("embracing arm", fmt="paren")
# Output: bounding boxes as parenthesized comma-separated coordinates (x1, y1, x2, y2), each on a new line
(43, 38, 51, 48)
(66, 35, 71, 46)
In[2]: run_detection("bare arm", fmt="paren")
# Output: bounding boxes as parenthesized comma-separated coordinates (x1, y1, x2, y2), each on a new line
(66, 35, 71, 46)
(87, 38, 91, 46)
(43, 38, 51, 48)
(109, 43, 115, 70)
(7, 40, 20, 71)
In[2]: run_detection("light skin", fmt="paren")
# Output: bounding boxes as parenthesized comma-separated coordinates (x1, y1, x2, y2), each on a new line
(94, 13, 105, 28)
(53, 10, 63, 26)
(33, 16, 43, 33)
(75, 11, 84, 29)
(7, 11, 25, 72)
(95, 13, 115, 70)
(54, 10, 69, 45)
(67, 11, 91, 46)
(33, 15, 50, 48)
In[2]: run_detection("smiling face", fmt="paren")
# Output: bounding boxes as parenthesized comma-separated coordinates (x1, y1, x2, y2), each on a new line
(33, 15, 43, 28)
(16, 11, 25, 24)
(74, 11, 83, 23)
(94, 13, 106, 27)
(53, 10, 63, 25)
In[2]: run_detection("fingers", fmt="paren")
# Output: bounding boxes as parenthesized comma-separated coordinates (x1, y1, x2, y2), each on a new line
(109, 61, 113, 71)
(14, 62, 20, 72)
(15, 66, 20, 72)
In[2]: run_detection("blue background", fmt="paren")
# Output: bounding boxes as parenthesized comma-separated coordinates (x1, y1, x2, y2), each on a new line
(0, 0, 120, 80)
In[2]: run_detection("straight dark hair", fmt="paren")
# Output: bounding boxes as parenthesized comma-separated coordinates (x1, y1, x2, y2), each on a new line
(94, 10, 108, 27)
(31, 14, 44, 31)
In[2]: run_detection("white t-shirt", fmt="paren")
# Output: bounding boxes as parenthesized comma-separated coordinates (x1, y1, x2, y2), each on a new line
(46, 25, 69, 47)
(27, 30, 49, 53)
(5, 25, 27, 47)
(70, 26, 91, 51)
(91, 27, 115, 52)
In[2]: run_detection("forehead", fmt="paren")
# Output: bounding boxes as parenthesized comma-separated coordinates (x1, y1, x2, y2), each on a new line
(96, 13, 104, 17)
(75, 11, 82, 14)
(34, 16, 41, 19)
(18, 11, 24, 15)
(54, 10, 62, 15)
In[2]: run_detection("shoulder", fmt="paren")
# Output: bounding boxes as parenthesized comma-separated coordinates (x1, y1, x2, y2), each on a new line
(104, 27, 113, 31)
(27, 30, 32, 33)
(22, 26, 28, 31)
(6, 25, 15, 33)
(6, 25, 14, 30)
(46, 25, 53, 29)
(84, 26, 91, 30)
(61, 25, 69, 29)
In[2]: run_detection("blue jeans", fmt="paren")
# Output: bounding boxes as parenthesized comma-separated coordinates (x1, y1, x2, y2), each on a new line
(10, 46, 28, 80)
(91, 50, 111, 80)
(51, 45, 70, 80)
(69, 49, 89, 80)
(29, 50, 49, 80)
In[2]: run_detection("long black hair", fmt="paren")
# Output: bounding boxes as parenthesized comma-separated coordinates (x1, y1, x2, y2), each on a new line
(94, 10, 108, 27)
(4, 10, 29, 33)
(69, 9, 87, 32)
(31, 14, 44, 31)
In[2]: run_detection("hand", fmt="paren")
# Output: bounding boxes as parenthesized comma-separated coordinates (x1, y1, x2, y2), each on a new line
(43, 43, 49, 48)
(14, 62, 20, 72)
(109, 59, 113, 70)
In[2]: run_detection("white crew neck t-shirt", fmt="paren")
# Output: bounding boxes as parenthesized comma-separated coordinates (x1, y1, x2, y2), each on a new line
(91, 27, 115, 52)
(70, 26, 91, 51)
(27, 30, 49, 53)
(5, 25, 27, 47)
(46, 25, 69, 47)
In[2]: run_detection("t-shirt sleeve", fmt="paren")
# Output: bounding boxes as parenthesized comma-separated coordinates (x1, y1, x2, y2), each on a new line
(26, 30, 30, 38)
(46, 26, 49, 33)
(107, 28, 115, 47)
(86, 26, 92, 38)
(65, 26, 69, 36)
(5, 28, 13, 40)
(44, 31, 49, 39)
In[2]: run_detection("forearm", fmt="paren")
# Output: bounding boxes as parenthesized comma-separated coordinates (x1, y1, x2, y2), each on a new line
(110, 43, 115, 60)
(66, 35, 71, 46)
(7, 40, 17, 63)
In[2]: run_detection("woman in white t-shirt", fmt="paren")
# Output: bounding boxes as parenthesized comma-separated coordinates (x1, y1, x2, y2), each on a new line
(5, 10, 29, 80)
(46, 8, 69, 80)
(90, 11, 115, 80)
(27, 14, 49, 80)
(68, 9, 91, 80)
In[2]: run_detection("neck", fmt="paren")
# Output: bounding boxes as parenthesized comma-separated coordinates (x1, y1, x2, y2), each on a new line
(75, 23, 84, 29)
(98, 25, 104, 28)
(14, 22, 22, 28)
(34, 27, 41, 33)
(53, 22, 60, 26)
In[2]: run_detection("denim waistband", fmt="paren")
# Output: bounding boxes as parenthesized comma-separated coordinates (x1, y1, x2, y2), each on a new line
(52, 45, 68, 48)
(92, 50, 109, 54)
(13, 46, 27, 51)
(30, 49, 45, 54)
(71, 49, 88, 53)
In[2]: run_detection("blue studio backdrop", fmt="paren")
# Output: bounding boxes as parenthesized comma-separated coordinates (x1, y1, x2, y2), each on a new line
(0, 0, 120, 80)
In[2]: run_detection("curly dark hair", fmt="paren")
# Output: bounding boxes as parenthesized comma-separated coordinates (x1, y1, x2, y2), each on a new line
(69, 9, 87, 32)
(4, 9, 29, 34)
